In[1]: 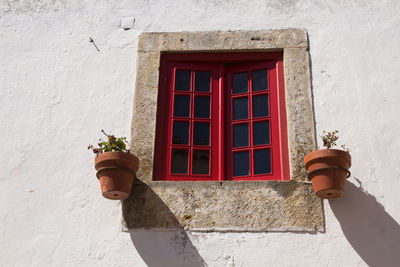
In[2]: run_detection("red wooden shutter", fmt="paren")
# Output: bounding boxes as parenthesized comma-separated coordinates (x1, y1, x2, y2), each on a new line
(164, 63, 222, 181)
(226, 61, 287, 180)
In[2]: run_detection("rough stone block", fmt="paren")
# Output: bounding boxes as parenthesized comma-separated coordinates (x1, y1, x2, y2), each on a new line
(123, 180, 323, 231)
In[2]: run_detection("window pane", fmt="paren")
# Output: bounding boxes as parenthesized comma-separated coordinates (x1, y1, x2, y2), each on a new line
(193, 122, 210, 145)
(171, 149, 188, 174)
(233, 151, 249, 176)
(174, 95, 190, 117)
(193, 150, 210, 174)
(252, 94, 269, 118)
(233, 97, 248, 120)
(252, 69, 268, 91)
(233, 72, 248, 94)
(195, 71, 211, 92)
(253, 121, 270, 145)
(175, 70, 191, 91)
(172, 121, 189, 144)
(233, 123, 249, 148)
(254, 149, 271, 174)
(194, 96, 210, 118)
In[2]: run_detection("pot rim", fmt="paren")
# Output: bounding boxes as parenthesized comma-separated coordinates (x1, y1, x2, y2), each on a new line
(304, 148, 351, 166)
(94, 151, 139, 172)
(95, 151, 138, 161)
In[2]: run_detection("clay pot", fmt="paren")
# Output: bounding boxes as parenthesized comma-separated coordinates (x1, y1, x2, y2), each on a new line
(304, 149, 351, 199)
(95, 151, 139, 200)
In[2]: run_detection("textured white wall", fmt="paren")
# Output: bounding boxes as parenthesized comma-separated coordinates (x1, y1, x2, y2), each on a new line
(1, 0, 400, 266)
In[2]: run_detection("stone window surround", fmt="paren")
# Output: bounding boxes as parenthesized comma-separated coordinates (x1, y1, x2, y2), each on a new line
(123, 29, 324, 232)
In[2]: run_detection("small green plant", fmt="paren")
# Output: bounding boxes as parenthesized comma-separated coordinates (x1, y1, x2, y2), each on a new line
(88, 129, 130, 156)
(320, 130, 339, 149)
(320, 130, 350, 152)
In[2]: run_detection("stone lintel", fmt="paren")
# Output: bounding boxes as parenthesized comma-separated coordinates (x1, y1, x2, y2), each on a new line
(138, 29, 308, 53)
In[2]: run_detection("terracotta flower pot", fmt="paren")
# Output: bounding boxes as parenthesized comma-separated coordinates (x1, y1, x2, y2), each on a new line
(95, 151, 139, 200)
(304, 149, 351, 199)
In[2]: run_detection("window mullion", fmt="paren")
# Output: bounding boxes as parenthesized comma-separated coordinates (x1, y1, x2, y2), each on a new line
(249, 70, 254, 177)
(189, 71, 195, 176)
(218, 65, 224, 181)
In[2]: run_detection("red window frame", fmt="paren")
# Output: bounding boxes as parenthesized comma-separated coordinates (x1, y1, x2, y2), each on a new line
(226, 62, 280, 180)
(154, 52, 289, 181)
(165, 63, 222, 181)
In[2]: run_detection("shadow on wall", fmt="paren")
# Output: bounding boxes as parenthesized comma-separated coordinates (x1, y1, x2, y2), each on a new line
(129, 230, 205, 267)
(330, 181, 400, 267)
(123, 180, 206, 267)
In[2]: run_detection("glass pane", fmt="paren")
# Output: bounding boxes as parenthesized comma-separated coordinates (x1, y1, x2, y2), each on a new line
(233, 97, 248, 120)
(233, 72, 248, 94)
(171, 149, 188, 174)
(194, 96, 210, 118)
(175, 70, 191, 91)
(254, 149, 271, 174)
(193, 122, 210, 145)
(174, 95, 190, 117)
(193, 150, 210, 174)
(233, 123, 249, 147)
(233, 151, 249, 176)
(252, 69, 268, 91)
(172, 121, 189, 144)
(252, 94, 269, 118)
(195, 71, 211, 92)
(253, 121, 270, 145)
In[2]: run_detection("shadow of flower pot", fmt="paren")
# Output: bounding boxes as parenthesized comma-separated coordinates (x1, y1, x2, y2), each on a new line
(122, 179, 206, 267)
(330, 181, 400, 267)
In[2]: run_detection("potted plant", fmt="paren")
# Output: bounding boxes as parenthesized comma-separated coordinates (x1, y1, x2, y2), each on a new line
(88, 130, 139, 200)
(304, 130, 351, 199)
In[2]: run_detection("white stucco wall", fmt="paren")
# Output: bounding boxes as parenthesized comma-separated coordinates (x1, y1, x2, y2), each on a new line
(1, 0, 399, 266)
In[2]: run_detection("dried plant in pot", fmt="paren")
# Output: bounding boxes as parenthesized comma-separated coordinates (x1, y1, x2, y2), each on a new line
(304, 130, 351, 199)
(88, 130, 139, 200)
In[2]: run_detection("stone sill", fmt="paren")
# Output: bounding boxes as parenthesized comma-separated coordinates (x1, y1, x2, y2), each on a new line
(123, 178, 323, 232)
(139, 179, 312, 187)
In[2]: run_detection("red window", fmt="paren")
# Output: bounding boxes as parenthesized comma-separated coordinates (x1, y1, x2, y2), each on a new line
(154, 53, 289, 181)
